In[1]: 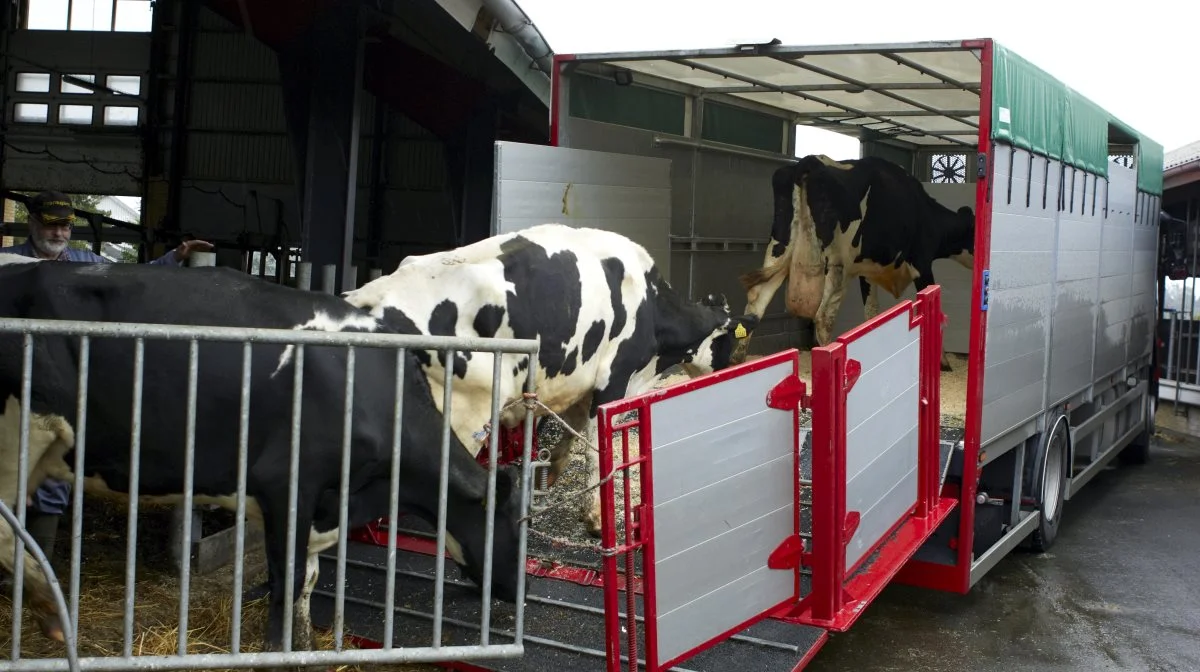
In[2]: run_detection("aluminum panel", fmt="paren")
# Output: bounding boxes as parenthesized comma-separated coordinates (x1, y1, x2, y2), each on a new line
(652, 453, 792, 561)
(983, 145, 1057, 445)
(493, 141, 672, 277)
(654, 530, 793, 665)
(652, 407, 793, 506)
(1095, 165, 1136, 378)
(1047, 166, 1102, 405)
(648, 357, 796, 666)
(1128, 192, 1159, 361)
(843, 311, 919, 570)
(651, 362, 794, 451)
(654, 505, 793, 619)
(560, 118, 698, 239)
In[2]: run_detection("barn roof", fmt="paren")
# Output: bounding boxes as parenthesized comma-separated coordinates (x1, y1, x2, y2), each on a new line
(1166, 140, 1200, 171)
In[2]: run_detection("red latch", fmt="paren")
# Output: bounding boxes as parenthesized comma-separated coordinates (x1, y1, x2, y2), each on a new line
(767, 374, 806, 410)
(844, 359, 862, 392)
(768, 534, 806, 570)
(842, 511, 861, 542)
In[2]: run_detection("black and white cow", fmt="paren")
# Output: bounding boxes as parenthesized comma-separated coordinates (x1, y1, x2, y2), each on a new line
(341, 223, 759, 537)
(0, 255, 526, 659)
(733, 154, 975, 369)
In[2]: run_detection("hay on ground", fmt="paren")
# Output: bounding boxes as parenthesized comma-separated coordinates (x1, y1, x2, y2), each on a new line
(0, 496, 430, 672)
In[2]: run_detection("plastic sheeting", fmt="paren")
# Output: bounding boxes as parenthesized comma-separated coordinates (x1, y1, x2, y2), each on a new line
(991, 42, 1164, 195)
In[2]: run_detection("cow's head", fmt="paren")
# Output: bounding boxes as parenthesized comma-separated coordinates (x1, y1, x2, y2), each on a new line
(680, 293, 761, 375)
(442, 463, 526, 603)
(943, 205, 976, 269)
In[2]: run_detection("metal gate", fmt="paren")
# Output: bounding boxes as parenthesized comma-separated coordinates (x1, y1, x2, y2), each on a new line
(0, 316, 539, 671)
(596, 349, 803, 672)
(802, 286, 949, 631)
(591, 285, 950, 670)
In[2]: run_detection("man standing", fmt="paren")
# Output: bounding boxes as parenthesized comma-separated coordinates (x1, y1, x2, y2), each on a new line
(0, 189, 214, 560)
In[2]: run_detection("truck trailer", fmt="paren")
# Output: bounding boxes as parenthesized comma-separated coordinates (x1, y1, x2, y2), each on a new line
(310, 37, 1166, 671)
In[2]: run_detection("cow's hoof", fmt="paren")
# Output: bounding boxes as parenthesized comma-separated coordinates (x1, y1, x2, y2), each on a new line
(36, 612, 65, 643)
(582, 515, 603, 539)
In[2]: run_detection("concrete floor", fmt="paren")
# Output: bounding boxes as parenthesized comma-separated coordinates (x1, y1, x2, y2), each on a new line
(806, 410, 1200, 672)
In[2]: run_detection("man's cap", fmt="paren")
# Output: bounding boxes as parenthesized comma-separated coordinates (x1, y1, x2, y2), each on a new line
(28, 190, 76, 224)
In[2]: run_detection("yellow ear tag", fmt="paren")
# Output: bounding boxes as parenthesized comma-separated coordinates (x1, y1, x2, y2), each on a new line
(735, 323, 748, 339)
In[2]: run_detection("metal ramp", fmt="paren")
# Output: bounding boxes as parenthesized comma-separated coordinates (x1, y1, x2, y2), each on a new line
(310, 536, 827, 672)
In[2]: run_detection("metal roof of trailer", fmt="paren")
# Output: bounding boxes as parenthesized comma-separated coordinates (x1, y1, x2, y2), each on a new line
(562, 40, 985, 149)
(560, 38, 1165, 194)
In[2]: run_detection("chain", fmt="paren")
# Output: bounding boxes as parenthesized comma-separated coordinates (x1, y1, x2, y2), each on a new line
(526, 528, 619, 557)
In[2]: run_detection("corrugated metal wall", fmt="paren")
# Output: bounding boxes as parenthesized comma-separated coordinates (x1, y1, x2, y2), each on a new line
(166, 6, 456, 273)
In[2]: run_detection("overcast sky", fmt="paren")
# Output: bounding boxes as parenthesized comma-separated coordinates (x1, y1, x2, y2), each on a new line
(517, 0, 1197, 159)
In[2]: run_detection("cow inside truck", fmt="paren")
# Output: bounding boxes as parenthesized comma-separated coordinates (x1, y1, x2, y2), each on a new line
(310, 37, 1166, 672)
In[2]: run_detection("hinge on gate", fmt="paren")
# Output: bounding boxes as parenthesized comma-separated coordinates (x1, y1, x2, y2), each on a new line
(767, 374, 807, 410)
(977, 152, 988, 179)
(768, 534, 806, 570)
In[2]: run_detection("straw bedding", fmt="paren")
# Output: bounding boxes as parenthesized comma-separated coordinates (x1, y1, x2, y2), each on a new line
(0, 496, 426, 671)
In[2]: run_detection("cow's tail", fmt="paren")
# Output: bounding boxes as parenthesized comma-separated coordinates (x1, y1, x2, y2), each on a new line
(738, 248, 791, 291)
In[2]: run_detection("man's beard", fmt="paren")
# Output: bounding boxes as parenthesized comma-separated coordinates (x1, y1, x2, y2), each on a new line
(32, 235, 68, 258)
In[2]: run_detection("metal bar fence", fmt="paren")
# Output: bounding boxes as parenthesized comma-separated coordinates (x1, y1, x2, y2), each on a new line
(0, 316, 539, 672)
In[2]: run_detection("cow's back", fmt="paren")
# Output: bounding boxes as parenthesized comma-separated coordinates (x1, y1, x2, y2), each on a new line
(344, 224, 659, 410)
(0, 262, 401, 495)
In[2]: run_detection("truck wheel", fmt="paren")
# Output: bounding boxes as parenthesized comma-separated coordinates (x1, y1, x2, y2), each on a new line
(1120, 394, 1154, 466)
(1028, 415, 1069, 553)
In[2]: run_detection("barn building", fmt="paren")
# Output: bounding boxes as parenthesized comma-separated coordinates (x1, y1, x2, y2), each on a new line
(1, 0, 553, 293)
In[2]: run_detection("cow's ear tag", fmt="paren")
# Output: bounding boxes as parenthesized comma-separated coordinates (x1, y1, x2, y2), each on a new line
(735, 323, 748, 339)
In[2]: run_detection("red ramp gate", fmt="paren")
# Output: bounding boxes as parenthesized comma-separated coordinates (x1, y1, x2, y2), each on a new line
(597, 286, 953, 671)
(800, 286, 955, 631)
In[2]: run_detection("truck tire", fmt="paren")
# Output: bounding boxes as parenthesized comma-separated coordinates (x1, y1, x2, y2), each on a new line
(1027, 415, 1069, 553)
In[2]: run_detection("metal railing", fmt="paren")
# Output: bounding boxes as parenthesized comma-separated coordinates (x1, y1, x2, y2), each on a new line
(0, 316, 540, 671)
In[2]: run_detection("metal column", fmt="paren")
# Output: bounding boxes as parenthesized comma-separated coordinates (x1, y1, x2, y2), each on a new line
(278, 4, 364, 294)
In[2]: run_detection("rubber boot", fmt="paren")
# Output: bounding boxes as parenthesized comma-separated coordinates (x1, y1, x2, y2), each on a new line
(25, 511, 60, 561)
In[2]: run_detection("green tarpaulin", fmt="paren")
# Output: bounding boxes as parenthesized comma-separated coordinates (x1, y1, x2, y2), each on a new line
(991, 42, 1163, 195)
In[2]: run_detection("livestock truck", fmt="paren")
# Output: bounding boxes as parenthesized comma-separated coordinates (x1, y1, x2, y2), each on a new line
(311, 37, 1167, 671)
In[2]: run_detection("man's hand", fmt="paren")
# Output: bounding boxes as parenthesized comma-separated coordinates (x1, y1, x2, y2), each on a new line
(173, 239, 215, 263)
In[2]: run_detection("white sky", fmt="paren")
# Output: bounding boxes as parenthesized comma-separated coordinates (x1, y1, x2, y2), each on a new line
(516, 0, 1198, 159)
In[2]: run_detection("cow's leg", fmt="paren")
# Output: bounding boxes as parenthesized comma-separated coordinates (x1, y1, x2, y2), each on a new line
(579, 365, 664, 537)
(544, 400, 591, 489)
(813, 266, 846, 346)
(252, 466, 318, 664)
(291, 531, 331, 653)
(577, 412, 606, 537)
(860, 277, 880, 320)
(0, 399, 76, 643)
(913, 271, 954, 372)
(0, 518, 64, 641)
